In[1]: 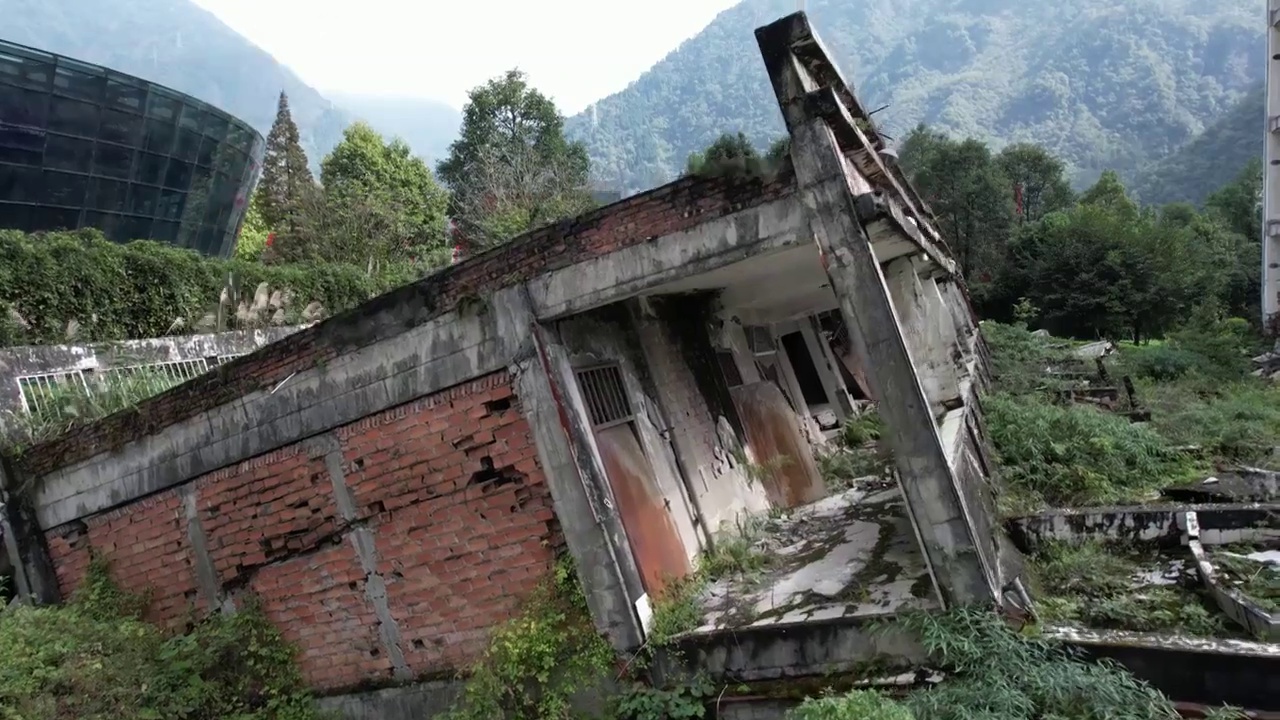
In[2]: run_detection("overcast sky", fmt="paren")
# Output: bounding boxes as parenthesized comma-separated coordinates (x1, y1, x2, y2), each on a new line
(192, 0, 740, 114)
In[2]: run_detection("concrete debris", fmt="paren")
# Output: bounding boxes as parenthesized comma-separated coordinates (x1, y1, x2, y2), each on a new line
(1252, 348, 1280, 381)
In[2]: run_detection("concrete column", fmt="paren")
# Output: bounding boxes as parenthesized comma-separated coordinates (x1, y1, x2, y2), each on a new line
(0, 459, 61, 605)
(720, 318, 764, 386)
(786, 119, 997, 607)
(768, 324, 827, 441)
(517, 320, 648, 652)
(800, 315, 855, 420)
(883, 258, 962, 413)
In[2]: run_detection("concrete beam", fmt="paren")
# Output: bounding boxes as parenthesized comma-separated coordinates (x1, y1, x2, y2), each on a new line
(527, 196, 807, 321)
(882, 257, 963, 414)
(786, 119, 996, 606)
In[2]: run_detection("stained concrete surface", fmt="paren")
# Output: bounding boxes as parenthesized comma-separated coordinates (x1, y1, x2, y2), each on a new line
(693, 481, 937, 633)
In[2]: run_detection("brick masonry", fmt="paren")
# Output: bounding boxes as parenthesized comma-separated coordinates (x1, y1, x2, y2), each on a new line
(44, 369, 560, 693)
(19, 172, 794, 479)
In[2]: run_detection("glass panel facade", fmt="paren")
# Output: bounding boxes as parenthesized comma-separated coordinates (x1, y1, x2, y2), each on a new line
(0, 39, 264, 257)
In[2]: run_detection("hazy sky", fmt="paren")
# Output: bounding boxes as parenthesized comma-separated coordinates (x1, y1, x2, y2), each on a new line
(192, 0, 740, 114)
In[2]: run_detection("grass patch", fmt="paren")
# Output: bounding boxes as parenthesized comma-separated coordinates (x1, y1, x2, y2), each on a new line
(0, 556, 322, 720)
(1212, 548, 1280, 613)
(985, 393, 1196, 512)
(1140, 379, 1280, 467)
(818, 410, 894, 493)
(2, 368, 183, 452)
(1026, 541, 1228, 637)
(981, 320, 1280, 512)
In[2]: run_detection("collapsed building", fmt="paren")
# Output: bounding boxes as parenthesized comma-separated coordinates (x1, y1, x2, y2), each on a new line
(10, 10, 1241, 717)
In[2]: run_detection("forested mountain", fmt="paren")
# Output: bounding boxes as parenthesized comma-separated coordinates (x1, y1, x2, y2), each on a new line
(567, 0, 1263, 194)
(0, 0, 459, 169)
(1129, 82, 1264, 207)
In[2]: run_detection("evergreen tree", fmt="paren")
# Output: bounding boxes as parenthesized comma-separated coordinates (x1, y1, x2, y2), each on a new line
(258, 91, 314, 236)
(438, 70, 593, 250)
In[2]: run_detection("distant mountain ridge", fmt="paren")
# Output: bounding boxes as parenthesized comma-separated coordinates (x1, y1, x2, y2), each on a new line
(325, 92, 461, 166)
(0, 0, 459, 171)
(566, 0, 1262, 195)
(1129, 82, 1263, 207)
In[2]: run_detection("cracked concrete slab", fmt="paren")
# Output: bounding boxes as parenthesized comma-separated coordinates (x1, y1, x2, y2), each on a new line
(693, 483, 937, 633)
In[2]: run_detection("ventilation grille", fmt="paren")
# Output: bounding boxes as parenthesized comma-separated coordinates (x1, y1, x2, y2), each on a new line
(575, 365, 633, 429)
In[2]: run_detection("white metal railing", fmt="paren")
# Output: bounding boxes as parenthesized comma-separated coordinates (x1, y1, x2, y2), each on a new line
(14, 355, 245, 416)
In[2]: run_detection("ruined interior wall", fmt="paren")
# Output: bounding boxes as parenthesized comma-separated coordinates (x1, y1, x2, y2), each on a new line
(635, 297, 771, 536)
(45, 370, 556, 694)
(554, 306, 704, 561)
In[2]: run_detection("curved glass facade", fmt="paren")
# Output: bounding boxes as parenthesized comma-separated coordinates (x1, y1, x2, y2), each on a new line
(0, 39, 264, 258)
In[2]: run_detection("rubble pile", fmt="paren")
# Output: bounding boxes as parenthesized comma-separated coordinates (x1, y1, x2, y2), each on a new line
(1252, 343, 1280, 380)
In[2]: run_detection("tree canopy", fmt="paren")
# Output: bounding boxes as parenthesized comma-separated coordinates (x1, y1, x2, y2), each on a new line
(438, 70, 594, 250)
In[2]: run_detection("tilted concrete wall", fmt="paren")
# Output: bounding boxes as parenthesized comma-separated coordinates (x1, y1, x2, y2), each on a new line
(46, 370, 552, 692)
(7, 170, 801, 710)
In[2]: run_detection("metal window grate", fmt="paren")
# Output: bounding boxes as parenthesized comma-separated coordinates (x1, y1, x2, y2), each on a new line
(575, 365, 633, 429)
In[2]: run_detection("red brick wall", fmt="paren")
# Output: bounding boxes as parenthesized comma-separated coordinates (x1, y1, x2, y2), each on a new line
(20, 172, 796, 478)
(44, 369, 560, 693)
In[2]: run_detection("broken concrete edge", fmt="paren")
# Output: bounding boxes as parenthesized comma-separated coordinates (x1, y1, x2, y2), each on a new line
(1184, 511, 1280, 643)
(651, 612, 928, 688)
(1005, 502, 1280, 554)
(1046, 625, 1280, 712)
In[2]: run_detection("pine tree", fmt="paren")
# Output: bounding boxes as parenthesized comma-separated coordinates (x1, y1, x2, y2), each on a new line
(258, 91, 314, 236)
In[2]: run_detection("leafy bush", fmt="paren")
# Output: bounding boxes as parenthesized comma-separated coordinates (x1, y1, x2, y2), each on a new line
(787, 690, 913, 720)
(443, 557, 614, 720)
(0, 556, 320, 720)
(0, 229, 419, 347)
(898, 607, 1178, 720)
(1143, 380, 1280, 466)
(985, 393, 1195, 510)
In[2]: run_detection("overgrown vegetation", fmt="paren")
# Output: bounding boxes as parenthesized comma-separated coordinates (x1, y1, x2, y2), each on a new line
(785, 606, 1193, 720)
(1027, 541, 1228, 637)
(981, 317, 1280, 513)
(442, 557, 614, 720)
(818, 409, 894, 492)
(0, 556, 320, 720)
(684, 133, 791, 180)
(1, 368, 185, 453)
(1212, 548, 1280, 613)
(0, 229, 414, 348)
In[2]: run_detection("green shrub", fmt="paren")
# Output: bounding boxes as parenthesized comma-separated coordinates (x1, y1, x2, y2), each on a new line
(0, 229, 421, 346)
(898, 607, 1177, 720)
(1142, 380, 1280, 464)
(1118, 343, 1202, 382)
(985, 392, 1195, 510)
(787, 690, 913, 720)
(0, 556, 320, 720)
